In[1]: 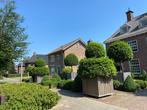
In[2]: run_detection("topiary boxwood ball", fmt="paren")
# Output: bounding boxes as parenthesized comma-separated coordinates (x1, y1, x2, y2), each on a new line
(85, 42, 105, 58)
(78, 57, 117, 79)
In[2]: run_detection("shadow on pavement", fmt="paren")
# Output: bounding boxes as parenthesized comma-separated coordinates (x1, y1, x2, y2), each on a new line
(58, 89, 84, 98)
(135, 89, 147, 97)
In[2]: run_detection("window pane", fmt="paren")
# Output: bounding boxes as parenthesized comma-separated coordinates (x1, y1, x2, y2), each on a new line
(129, 59, 140, 74)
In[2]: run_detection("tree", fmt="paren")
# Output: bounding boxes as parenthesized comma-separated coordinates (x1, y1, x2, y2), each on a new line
(27, 59, 49, 77)
(107, 41, 133, 73)
(64, 54, 78, 72)
(0, 0, 28, 71)
(85, 42, 105, 58)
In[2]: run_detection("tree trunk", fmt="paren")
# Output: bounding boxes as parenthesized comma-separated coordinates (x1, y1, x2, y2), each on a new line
(120, 62, 124, 73)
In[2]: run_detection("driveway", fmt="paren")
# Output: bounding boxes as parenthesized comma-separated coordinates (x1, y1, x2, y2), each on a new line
(51, 90, 127, 110)
(98, 89, 147, 110)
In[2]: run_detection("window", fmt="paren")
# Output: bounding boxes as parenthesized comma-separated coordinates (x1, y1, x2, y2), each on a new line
(56, 54, 60, 61)
(139, 18, 147, 28)
(120, 25, 130, 34)
(50, 55, 55, 62)
(129, 59, 141, 74)
(128, 40, 138, 52)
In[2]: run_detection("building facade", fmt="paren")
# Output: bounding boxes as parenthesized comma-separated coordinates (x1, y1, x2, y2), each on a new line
(48, 38, 86, 75)
(105, 10, 147, 75)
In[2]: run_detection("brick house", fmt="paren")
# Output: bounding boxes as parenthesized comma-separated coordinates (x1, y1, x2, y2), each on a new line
(48, 38, 86, 75)
(105, 10, 147, 77)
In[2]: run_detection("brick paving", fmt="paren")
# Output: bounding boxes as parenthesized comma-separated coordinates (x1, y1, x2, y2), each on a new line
(98, 89, 147, 110)
(51, 90, 127, 110)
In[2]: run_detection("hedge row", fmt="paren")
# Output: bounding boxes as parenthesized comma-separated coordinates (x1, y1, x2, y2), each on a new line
(41, 74, 82, 92)
(113, 76, 147, 92)
(0, 83, 60, 110)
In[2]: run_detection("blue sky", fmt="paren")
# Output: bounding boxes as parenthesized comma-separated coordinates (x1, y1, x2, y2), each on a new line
(15, 0, 147, 56)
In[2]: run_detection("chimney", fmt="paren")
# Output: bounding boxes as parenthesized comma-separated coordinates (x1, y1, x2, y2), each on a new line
(87, 39, 92, 44)
(126, 9, 134, 22)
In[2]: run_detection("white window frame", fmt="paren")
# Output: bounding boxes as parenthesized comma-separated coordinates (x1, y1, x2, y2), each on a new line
(128, 40, 139, 52)
(129, 59, 141, 74)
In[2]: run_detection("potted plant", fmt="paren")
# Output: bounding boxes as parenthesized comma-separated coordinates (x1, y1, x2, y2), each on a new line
(78, 42, 117, 97)
(27, 59, 49, 83)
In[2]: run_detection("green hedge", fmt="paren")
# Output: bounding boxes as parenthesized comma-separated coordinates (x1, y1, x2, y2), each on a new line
(78, 57, 117, 79)
(41, 74, 61, 88)
(123, 76, 136, 92)
(113, 80, 121, 90)
(4, 73, 28, 78)
(0, 83, 60, 110)
(135, 80, 147, 89)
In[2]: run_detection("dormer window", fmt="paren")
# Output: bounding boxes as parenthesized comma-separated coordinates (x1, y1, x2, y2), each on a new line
(139, 17, 147, 28)
(120, 25, 130, 34)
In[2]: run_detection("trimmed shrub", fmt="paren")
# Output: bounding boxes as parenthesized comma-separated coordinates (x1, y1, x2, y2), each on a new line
(64, 54, 79, 71)
(35, 58, 46, 67)
(62, 80, 73, 90)
(41, 75, 50, 86)
(0, 83, 60, 110)
(72, 75, 82, 92)
(41, 74, 61, 88)
(107, 41, 133, 63)
(142, 70, 147, 81)
(123, 76, 136, 92)
(61, 67, 72, 79)
(78, 57, 117, 79)
(85, 42, 105, 58)
(135, 80, 147, 89)
(52, 74, 61, 81)
(27, 59, 49, 77)
(0, 75, 3, 79)
(113, 80, 121, 90)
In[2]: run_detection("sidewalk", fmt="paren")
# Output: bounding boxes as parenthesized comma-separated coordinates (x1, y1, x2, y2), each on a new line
(51, 90, 128, 110)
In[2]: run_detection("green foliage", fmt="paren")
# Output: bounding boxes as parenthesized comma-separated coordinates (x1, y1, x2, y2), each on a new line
(135, 80, 147, 89)
(35, 59, 46, 67)
(32, 67, 49, 76)
(0, 83, 60, 110)
(0, 0, 28, 71)
(64, 54, 79, 66)
(123, 76, 136, 92)
(4, 73, 28, 78)
(61, 67, 72, 79)
(58, 80, 73, 90)
(113, 80, 121, 90)
(41, 75, 50, 86)
(141, 70, 147, 81)
(62, 67, 72, 74)
(41, 74, 61, 88)
(27, 59, 49, 77)
(85, 42, 105, 58)
(52, 74, 61, 81)
(72, 75, 82, 92)
(78, 57, 117, 79)
(0, 75, 3, 79)
(107, 41, 133, 63)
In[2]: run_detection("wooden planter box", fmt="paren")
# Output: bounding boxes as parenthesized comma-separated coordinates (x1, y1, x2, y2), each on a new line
(32, 76, 43, 83)
(0, 96, 6, 104)
(82, 77, 114, 97)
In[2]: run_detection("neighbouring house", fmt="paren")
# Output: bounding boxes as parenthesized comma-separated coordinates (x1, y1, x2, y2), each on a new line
(17, 53, 48, 74)
(48, 38, 86, 76)
(105, 10, 147, 80)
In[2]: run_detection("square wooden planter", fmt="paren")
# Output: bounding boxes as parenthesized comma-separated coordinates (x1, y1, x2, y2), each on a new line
(82, 77, 114, 97)
(0, 96, 6, 104)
